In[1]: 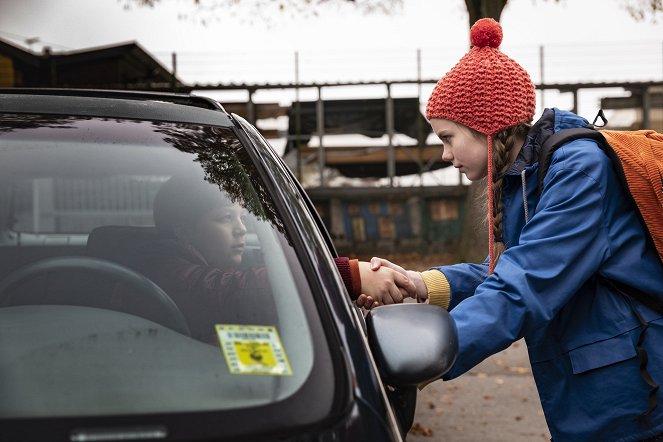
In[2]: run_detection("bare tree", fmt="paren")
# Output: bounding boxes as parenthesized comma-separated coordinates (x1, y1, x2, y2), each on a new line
(120, 0, 403, 24)
(122, 0, 663, 23)
(464, 0, 508, 25)
(624, 0, 663, 21)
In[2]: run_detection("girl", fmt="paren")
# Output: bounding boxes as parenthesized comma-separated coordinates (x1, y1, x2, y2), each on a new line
(363, 18, 663, 442)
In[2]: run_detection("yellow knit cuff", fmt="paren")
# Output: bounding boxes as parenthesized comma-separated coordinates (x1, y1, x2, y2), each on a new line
(420, 270, 451, 310)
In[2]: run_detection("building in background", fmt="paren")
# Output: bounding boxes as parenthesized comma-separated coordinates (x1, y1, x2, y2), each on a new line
(0, 38, 180, 90)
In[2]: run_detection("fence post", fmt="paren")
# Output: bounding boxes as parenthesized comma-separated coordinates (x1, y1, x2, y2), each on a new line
(317, 86, 326, 187)
(417, 48, 424, 184)
(171, 52, 177, 92)
(294, 51, 302, 181)
(642, 86, 651, 129)
(386, 82, 395, 187)
(539, 45, 545, 111)
(246, 88, 256, 124)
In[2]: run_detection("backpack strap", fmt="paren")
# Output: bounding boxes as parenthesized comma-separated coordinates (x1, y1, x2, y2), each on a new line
(600, 276, 661, 418)
(600, 276, 663, 317)
(537, 108, 613, 198)
(537, 127, 607, 197)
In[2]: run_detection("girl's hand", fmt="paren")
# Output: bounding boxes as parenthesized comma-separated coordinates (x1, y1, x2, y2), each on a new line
(369, 257, 429, 303)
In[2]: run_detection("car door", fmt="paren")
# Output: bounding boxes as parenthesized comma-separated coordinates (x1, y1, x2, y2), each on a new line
(232, 113, 411, 439)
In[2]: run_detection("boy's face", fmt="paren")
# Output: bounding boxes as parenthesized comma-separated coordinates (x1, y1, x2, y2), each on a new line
(189, 204, 248, 269)
(430, 118, 488, 181)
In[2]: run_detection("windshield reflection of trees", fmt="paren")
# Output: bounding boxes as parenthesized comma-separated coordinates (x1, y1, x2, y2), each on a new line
(0, 116, 286, 235)
(153, 122, 285, 235)
(0, 115, 82, 133)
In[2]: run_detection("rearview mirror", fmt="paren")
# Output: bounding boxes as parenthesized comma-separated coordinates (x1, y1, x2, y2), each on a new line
(366, 304, 458, 386)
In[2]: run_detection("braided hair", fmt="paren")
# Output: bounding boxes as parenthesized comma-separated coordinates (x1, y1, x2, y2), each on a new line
(489, 124, 531, 265)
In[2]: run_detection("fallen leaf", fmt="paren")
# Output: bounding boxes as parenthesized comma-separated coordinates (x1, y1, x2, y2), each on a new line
(409, 422, 434, 437)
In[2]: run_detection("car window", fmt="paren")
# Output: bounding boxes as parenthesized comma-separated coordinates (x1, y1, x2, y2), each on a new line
(0, 114, 337, 439)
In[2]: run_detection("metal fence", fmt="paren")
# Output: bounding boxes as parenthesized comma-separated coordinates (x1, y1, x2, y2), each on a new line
(155, 40, 663, 87)
(150, 42, 663, 190)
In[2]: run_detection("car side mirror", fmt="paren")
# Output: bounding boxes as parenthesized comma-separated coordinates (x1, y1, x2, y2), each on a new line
(366, 304, 458, 386)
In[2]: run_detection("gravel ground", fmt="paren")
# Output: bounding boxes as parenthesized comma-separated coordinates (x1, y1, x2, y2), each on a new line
(408, 340, 551, 442)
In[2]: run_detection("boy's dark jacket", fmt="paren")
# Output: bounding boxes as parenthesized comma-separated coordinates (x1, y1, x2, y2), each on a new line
(433, 108, 663, 442)
(113, 238, 358, 343)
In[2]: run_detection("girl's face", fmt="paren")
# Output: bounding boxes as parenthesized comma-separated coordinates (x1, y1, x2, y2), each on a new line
(189, 204, 248, 269)
(430, 118, 488, 181)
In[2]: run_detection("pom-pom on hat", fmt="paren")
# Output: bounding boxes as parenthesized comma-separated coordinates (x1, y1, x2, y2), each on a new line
(425, 18, 536, 135)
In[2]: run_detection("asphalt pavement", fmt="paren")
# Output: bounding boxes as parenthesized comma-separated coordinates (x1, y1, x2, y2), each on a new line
(407, 339, 551, 442)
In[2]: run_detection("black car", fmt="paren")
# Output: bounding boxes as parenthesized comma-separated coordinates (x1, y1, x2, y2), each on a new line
(0, 89, 457, 442)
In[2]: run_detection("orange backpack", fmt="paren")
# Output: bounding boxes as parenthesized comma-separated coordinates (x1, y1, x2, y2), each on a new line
(599, 129, 663, 261)
(537, 115, 663, 312)
(537, 118, 663, 265)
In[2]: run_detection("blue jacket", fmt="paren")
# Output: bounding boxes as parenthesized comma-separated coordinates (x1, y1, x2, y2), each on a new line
(435, 109, 663, 441)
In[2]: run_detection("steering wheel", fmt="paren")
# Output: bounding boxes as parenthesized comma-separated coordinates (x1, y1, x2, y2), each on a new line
(0, 256, 191, 336)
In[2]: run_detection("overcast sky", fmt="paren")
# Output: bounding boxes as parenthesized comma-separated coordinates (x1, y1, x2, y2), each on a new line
(1, 1, 662, 53)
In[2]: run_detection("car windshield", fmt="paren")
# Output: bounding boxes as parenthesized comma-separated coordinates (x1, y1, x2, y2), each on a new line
(0, 114, 337, 440)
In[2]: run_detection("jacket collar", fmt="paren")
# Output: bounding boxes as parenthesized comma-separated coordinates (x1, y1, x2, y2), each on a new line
(506, 108, 589, 176)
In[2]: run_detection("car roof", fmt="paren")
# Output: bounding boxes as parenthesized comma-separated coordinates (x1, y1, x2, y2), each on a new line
(0, 88, 234, 127)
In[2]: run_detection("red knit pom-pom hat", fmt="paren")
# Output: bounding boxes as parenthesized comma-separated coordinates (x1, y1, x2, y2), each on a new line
(426, 18, 536, 133)
(426, 18, 536, 274)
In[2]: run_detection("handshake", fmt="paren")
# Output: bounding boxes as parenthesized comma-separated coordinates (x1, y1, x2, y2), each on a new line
(355, 257, 429, 309)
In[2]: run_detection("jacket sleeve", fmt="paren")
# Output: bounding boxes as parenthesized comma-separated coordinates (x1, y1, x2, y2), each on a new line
(443, 154, 612, 379)
(334, 257, 361, 300)
(429, 259, 489, 310)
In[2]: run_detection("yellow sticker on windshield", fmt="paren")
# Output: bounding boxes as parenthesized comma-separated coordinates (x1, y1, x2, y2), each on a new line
(215, 324, 292, 376)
